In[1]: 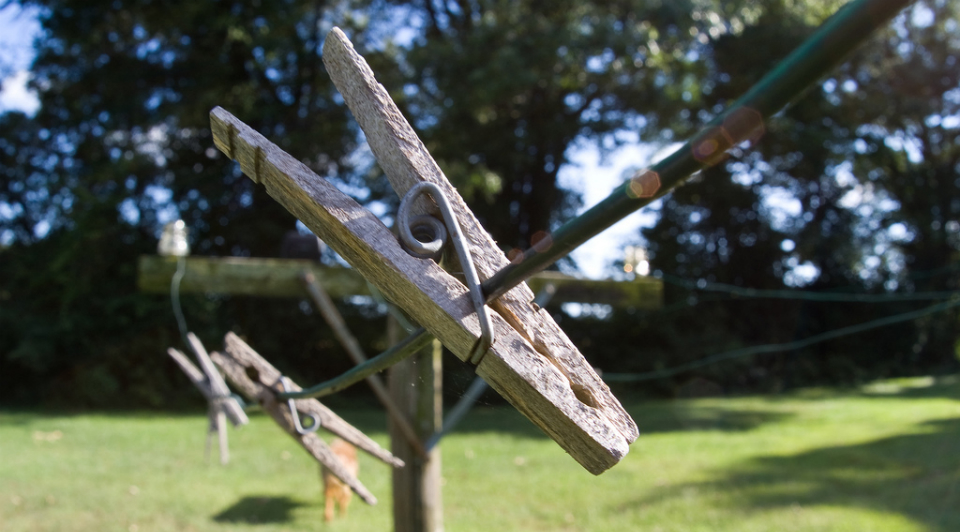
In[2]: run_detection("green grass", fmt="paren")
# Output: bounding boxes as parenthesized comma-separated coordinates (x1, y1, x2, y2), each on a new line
(2, 376, 959, 531)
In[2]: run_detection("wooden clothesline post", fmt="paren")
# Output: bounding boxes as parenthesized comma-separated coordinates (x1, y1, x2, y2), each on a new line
(137, 255, 663, 531)
(141, 254, 660, 531)
(140, 255, 659, 531)
(388, 318, 444, 532)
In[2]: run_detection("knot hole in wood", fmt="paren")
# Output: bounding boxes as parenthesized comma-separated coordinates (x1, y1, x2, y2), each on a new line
(571, 383, 601, 409)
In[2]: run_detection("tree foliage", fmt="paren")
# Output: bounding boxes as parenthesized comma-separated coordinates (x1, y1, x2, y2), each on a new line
(385, 0, 769, 251)
(0, 0, 384, 406)
(628, 0, 960, 391)
(1, 0, 957, 406)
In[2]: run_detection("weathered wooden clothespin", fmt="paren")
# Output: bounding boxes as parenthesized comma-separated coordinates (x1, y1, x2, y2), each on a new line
(167, 332, 248, 464)
(209, 29, 638, 474)
(211, 332, 403, 505)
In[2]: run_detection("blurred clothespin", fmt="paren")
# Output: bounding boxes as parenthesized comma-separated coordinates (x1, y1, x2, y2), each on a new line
(211, 332, 403, 505)
(166, 332, 248, 464)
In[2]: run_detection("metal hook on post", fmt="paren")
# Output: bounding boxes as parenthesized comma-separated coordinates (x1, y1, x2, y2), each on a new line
(280, 377, 321, 435)
(397, 182, 494, 364)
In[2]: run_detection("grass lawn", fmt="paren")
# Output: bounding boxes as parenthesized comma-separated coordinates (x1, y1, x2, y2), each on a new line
(1, 375, 958, 531)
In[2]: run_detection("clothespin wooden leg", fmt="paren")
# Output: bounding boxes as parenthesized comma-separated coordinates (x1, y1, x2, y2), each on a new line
(215, 408, 229, 465)
(203, 404, 229, 465)
(204, 405, 214, 463)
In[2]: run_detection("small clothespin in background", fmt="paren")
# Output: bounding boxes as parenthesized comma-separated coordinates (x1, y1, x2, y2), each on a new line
(211, 332, 404, 505)
(166, 332, 249, 465)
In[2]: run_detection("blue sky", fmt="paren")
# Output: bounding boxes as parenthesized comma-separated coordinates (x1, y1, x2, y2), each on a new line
(0, 3, 40, 114)
(0, 4, 659, 279)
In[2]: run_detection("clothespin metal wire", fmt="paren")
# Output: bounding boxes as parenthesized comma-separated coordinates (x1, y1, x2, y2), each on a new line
(280, 376, 321, 435)
(398, 182, 493, 365)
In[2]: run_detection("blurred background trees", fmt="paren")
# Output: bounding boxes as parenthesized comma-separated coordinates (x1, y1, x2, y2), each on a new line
(631, 0, 960, 391)
(0, 0, 957, 407)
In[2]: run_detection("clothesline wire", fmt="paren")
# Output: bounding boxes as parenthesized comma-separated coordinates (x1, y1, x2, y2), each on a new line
(603, 297, 960, 383)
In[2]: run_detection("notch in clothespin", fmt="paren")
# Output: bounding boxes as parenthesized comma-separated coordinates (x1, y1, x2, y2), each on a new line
(211, 332, 403, 505)
(209, 29, 638, 474)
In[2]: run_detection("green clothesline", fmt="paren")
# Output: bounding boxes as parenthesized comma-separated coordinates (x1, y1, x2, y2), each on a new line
(603, 297, 960, 383)
(657, 273, 960, 303)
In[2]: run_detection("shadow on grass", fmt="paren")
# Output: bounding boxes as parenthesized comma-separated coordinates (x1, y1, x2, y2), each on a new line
(623, 417, 960, 530)
(408, 400, 794, 440)
(629, 402, 794, 434)
(213, 495, 306, 524)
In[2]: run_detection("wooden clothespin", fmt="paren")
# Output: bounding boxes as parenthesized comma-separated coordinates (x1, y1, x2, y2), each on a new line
(209, 29, 637, 474)
(211, 332, 403, 505)
(167, 332, 248, 464)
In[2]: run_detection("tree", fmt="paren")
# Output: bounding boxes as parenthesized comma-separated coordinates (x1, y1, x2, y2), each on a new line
(837, 0, 960, 368)
(382, 0, 734, 252)
(0, 0, 814, 404)
(0, 0, 386, 406)
(4, 0, 954, 406)
(633, 0, 960, 389)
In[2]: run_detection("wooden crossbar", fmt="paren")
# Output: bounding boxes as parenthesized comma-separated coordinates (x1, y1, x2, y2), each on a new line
(137, 255, 662, 308)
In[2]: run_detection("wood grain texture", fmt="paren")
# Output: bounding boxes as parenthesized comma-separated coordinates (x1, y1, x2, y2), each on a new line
(322, 29, 639, 452)
(210, 106, 628, 474)
(389, 321, 443, 532)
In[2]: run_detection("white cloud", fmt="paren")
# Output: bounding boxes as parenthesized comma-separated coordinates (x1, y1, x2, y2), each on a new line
(559, 141, 661, 279)
(0, 3, 42, 115)
(0, 70, 40, 115)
